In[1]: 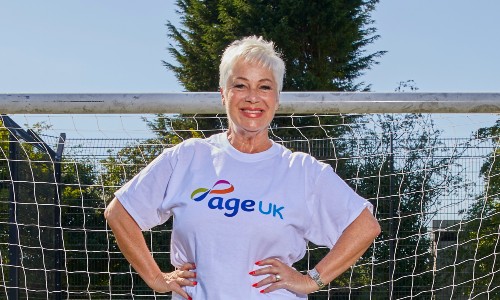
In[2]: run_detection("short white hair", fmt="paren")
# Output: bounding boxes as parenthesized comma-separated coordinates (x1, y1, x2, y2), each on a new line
(219, 36, 285, 92)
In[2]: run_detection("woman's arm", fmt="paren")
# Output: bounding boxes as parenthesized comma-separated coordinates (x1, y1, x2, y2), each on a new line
(313, 207, 381, 285)
(104, 198, 196, 299)
(251, 207, 380, 294)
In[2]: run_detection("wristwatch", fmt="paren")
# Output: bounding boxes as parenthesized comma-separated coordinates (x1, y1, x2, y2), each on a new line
(307, 267, 326, 289)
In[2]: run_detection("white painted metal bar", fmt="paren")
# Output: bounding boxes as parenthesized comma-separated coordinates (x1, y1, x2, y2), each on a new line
(1, 92, 499, 114)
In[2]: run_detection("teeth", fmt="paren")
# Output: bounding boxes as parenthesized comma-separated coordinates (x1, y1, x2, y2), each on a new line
(243, 109, 262, 113)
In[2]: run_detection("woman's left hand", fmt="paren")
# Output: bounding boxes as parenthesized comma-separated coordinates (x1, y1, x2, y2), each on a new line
(249, 258, 318, 295)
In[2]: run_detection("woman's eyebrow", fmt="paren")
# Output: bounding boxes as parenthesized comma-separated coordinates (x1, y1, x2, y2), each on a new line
(233, 76, 273, 83)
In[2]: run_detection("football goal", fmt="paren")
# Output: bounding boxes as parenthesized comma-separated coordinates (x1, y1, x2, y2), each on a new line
(0, 92, 499, 299)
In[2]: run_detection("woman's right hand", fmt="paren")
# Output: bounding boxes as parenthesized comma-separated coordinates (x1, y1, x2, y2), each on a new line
(148, 262, 197, 300)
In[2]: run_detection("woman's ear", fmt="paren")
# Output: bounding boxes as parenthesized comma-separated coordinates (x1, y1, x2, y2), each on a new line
(220, 87, 225, 106)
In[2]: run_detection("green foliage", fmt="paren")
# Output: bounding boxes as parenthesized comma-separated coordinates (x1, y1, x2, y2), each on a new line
(451, 120, 500, 298)
(0, 128, 62, 295)
(166, 0, 385, 92)
(100, 139, 165, 200)
(60, 158, 111, 293)
(0, 118, 121, 296)
(365, 114, 455, 298)
(163, 0, 386, 138)
(280, 113, 458, 298)
(98, 138, 175, 294)
(0, 119, 10, 281)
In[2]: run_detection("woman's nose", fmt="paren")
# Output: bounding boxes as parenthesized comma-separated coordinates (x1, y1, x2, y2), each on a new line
(246, 88, 259, 103)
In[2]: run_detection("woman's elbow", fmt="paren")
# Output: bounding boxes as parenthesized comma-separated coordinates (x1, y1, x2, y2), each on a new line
(368, 216, 381, 239)
(358, 209, 381, 240)
(104, 198, 121, 224)
(372, 221, 382, 239)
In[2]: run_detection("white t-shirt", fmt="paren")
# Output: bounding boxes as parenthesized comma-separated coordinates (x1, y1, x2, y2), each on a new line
(115, 133, 372, 300)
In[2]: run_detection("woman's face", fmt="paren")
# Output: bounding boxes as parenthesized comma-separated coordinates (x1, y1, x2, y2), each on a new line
(221, 59, 279, 137)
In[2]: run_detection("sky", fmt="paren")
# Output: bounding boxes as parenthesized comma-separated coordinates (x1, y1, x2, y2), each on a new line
(1, 0, 499, 138)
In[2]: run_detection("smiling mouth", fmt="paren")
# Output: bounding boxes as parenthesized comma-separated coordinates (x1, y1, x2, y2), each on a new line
(241, 109, 264, 113)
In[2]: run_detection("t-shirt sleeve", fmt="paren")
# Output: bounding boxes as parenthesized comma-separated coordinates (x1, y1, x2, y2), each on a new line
(114, 148, 176, 231)
(304, 164, 373, 248)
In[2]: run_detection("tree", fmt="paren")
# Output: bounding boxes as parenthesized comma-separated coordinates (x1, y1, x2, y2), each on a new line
(165, 0, 384, 92)
(162, 0, 386, 140)
(359, 113, 459, 298)
(0, 120, 64, 296)
(326, 81, 463, 298)
(450, 120, 500, 298)
(60, 157, 110, 294)
(99, 138, 176, 294)
(0, 118, 116, 297)
(0, 119, 10, 283)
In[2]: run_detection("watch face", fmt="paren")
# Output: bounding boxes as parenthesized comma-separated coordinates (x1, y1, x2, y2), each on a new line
(309, 269, 319, 278)
(308, 269, 325, 288)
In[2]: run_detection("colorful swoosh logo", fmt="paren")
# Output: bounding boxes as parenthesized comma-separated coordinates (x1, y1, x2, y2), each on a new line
(190, 179, 235, 201)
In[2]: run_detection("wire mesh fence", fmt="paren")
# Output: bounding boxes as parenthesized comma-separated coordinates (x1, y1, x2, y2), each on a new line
(1, 114, 498, 299)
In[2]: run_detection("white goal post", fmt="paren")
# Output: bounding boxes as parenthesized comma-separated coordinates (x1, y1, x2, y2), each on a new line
(0, 92, 499, 300)
(1, 92, 500, 114)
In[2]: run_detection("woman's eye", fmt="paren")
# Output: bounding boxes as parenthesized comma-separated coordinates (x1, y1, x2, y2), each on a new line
(260, 85, 272, 90)
(234, 84, 245, 89)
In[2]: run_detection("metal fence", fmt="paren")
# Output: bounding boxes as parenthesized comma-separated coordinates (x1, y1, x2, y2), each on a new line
(1, 117, 498, 299)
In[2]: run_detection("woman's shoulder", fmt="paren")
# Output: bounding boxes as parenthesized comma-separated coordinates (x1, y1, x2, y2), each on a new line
(160, 136, 211, 159)
(168, 135, 216, 149)
(166, 133, 228, 154)
(177, 137, 206, 148)
(278, 145, 329, 170)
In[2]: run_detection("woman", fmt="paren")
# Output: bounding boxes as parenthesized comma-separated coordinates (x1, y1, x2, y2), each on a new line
(105, 36, 380, 300)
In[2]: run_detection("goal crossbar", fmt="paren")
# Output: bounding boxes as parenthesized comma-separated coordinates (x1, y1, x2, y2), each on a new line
(1, 92, 500, 114)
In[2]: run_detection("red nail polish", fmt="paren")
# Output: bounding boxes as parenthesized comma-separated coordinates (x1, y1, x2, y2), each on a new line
(194, 272, 197, 278)
(188, 297, 192, 300)
(249, 271, 256, 275)
(193, 281, 198, 286)
(252, 283, 258, 287)
(192, 263, 196, 269)
(260, 289, 266, 293)
(255, 261, 261, 265)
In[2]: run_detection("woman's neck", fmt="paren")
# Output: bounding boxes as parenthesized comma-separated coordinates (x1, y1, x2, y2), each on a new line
(226, 129, 272, 154)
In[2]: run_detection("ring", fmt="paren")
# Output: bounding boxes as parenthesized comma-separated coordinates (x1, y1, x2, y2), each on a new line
(275, 274, 282, 282)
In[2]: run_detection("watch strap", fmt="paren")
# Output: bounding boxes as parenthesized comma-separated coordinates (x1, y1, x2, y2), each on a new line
(307, 267, 326, 289)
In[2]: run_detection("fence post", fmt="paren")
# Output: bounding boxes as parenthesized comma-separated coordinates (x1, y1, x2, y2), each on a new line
(8, 132, 19, 300)
(54, 133, 65, 300)
(388, 124, 395, 299)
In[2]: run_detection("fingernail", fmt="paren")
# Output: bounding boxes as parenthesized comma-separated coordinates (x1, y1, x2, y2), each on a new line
(249, 271, 256, 275)
(252, 283, 258, 287)
(260, 289, 266, 293)
(255, 261, 261, 265)
(188, 297, 192, 300)
(194, 272, 197, 278)
(193, 281, 198, 286)
(192, 263, 196, 269)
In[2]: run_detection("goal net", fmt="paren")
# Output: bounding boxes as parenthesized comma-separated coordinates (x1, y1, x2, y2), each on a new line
(0, 92, 499, 299)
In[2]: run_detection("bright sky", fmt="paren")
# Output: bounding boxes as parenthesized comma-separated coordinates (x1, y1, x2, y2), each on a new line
(363, 1, 500, 92)
(1, 0, 498, 137)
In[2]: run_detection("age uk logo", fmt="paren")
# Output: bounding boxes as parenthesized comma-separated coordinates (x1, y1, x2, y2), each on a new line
(190, 180, 284, 219)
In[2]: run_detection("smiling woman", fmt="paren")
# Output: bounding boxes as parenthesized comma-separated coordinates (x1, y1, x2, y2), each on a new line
(219, 36, 284, 154)
(222, 59, 280, 153)
(104, 36, 380, 300)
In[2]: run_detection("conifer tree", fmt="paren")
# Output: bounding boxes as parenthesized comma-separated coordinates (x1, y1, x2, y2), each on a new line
(165, 0, 384, 92)
(160, 0, 385, 141)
